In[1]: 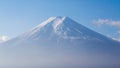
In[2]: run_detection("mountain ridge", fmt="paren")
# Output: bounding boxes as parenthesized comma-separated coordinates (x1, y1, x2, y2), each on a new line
(4, 16, 120, 46)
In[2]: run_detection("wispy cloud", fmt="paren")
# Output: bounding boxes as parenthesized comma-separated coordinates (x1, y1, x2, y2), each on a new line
(112, 30, 120, 42)
(93, 19, 120, 27)
(0, 35, 9, 43)
(113, 38, 120, 42)
(93, 19, 120, 42)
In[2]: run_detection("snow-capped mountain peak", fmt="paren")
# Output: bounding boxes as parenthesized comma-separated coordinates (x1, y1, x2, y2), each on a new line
(36, 16, 67, 29)
(25, 16, 74, 39)
(8, 16, 119, 46)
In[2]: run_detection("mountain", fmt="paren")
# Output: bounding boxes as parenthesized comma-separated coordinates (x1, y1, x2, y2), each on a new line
(0, 16, 120, 68)
(4, 16, 120, 46)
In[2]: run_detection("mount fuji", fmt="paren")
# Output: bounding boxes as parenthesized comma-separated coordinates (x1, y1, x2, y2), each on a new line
(0, 16, 120, 68)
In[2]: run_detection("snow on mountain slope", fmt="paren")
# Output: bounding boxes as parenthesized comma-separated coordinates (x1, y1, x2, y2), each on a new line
(1, 16, 120, 68)
(5, 16, 120, 46)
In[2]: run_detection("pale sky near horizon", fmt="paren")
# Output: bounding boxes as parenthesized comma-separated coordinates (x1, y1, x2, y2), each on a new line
(0, 0, 120, 41)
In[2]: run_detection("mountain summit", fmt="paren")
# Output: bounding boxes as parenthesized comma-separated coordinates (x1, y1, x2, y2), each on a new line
(1, 16, 120, 68)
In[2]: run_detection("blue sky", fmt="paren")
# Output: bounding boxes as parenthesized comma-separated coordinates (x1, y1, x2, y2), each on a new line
(0, 0, 120, 41)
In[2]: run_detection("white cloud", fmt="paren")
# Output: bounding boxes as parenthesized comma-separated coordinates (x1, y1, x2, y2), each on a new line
(112, 31, 120, 42)
(113, 38, 120, 42)
(0, 36, 9, 43)
(93, 19, 120, 27)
